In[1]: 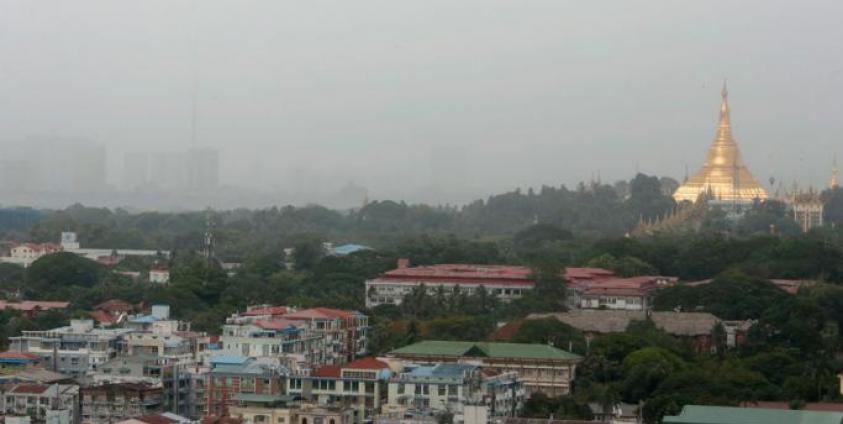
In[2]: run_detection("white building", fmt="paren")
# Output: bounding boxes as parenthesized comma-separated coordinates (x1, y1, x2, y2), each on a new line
(9, 319, 133, 376)
(149, 263, 170, 284)
(365, 260, 534, 308)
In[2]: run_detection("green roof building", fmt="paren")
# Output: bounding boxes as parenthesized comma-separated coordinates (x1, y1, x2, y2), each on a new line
(387, 341, 581, 397)
(663, 405, 843, 424)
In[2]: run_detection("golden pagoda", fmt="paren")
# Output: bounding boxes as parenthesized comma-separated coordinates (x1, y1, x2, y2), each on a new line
(673, 82, 768, 203)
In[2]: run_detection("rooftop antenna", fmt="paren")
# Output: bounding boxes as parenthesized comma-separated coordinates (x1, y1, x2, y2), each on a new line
(189, 0, 199, 147)
(203, 208, 215, 263)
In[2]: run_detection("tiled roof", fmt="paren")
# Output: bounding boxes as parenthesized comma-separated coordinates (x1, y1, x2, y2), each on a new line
(94, 299, 133, 311)
(89, 310, 118, 325)
(0, 300, 70, 312)
(563, 267, 615, 281)
(201, 416, 244, 424)
(390, 341, 581, 361)
(344, 357, 389, 370)
(378, 264, 535, 286)
(252, 319, 299, 331)
(487, 320, 524, 341)
(242, 306, 290, 317)
(11, 384, 50, 394)
(529, 310, 728, 336)
(0, 351, 40, 360)
(136, 415, 179, 424)
(311, 365, 342, 378)
(285, 307, 357, 320)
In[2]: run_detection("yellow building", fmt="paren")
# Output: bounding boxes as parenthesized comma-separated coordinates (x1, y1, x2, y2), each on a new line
(673, 83, 768, 204)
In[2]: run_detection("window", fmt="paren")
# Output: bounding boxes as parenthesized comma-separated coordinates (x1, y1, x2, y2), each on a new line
(397, 383, 404, 394)
(448, 385, 458, 396)
(437, 385, 446, 396)
(344, 381, 359, 392)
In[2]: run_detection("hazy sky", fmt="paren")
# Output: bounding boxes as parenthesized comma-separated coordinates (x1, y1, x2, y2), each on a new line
(2, 0, 842, 205)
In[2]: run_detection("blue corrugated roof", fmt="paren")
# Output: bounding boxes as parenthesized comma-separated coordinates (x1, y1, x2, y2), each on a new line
(210, 355, 249, 365)
(128, 315, 158, 324)
(332, 244, 371, 255)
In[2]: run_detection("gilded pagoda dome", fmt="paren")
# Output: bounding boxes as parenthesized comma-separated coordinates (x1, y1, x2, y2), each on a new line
(673, 83, 768, 203)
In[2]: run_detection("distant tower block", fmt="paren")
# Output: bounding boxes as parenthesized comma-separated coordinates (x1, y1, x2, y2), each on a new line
(830, 155, 839, 189)
(672, 82, 768, 204)
(60, 232, 79, 250)
(790, 188, 824, 232)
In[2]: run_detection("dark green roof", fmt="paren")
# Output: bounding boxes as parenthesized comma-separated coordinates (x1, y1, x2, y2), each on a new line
(663, 405, 843, 424)
(389, 340, 581, 361)
(232, 393, 295, 404)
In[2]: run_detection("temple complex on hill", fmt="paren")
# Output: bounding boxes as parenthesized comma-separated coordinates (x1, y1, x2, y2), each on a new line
(672, 82, 768, 205)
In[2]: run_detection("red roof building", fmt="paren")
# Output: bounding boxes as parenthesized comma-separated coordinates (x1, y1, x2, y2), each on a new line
(365, 259, 537, 308)
(567, 276, 677, 311)
(0, 300, 70, 318)
(241, 305, 290, 317)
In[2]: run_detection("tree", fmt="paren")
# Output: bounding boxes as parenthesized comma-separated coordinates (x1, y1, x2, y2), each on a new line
(512, 318, 586, 353)
(26, 252, 106, 297)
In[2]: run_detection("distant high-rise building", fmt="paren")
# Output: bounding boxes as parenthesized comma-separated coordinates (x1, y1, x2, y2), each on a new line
(123, 152, 150, 190)
(186, 147, 219, 192)
(22, 136, 107, 193)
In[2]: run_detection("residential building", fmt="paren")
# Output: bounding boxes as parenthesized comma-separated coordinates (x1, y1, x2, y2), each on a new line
(0, 351, 43, 371)
(122, 306, 208, 363)
(287, 357, 393, 422)
(663, 405, 843, 424)
(87, 355, 196, 418)
(228, 394, 295, 424)
(9, 243, 61, 260)
(221, 306, 369, 368)
(0, 383, 79, 424)
(565, 276, 678, 311)
(280, 308, 369, 365)
(293, 404, 354, 424)
(386, 341, 581, 397)
(9, 320, 133, 376)
(0, 301, 70, 318)
(365, 260, 534, 308)
(385, 363, 524, 424)
(59, 232, 169, 262)
(80, 383, 163, 424)
(220, 317, 321, 370)
(526, 310, 753, 352)
(204, 356, 285, 418)
(150, 263, 170, 284)
(89, 299, 135, 327)
(116, 412, 194, 424)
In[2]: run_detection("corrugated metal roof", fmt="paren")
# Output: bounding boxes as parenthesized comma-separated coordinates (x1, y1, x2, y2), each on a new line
(209, 355, 249, 365)
(390, 341, 581, 361)
(663, 405, 843, 424)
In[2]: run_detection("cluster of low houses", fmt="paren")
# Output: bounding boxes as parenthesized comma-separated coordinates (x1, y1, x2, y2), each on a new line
(0, 300, 583, 424)
(0, 232, 170, 283)
(0, 258, 827, 424)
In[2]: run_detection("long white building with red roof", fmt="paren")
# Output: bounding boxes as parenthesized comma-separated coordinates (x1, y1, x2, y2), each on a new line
(365, 260, 537, 308)
(366, 260, 677, 311)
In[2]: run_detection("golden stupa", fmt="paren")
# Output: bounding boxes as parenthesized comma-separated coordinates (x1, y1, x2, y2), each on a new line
(673, 83, 768, 203)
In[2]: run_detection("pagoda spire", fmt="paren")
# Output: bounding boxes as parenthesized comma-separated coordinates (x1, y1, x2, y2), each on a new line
(715, 79, 732, 143)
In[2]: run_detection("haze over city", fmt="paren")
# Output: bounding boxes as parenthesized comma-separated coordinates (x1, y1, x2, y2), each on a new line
(1, 0, 842, 209)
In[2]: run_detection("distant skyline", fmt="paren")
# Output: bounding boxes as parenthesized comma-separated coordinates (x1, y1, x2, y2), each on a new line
(1, 0, 842, 209)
